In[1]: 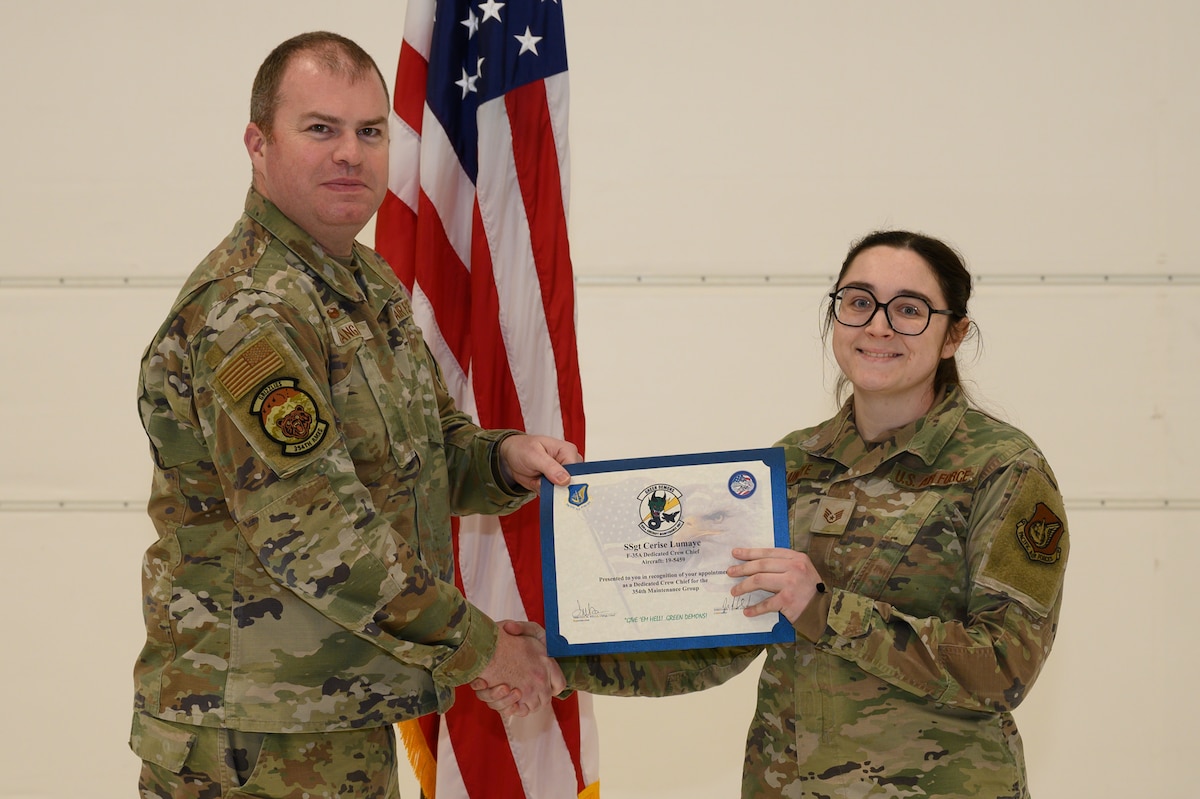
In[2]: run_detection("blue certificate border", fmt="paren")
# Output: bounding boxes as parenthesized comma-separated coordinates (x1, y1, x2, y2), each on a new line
(540, 447, 794, 657)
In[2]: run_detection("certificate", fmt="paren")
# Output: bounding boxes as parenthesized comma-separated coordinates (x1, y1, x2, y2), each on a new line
(540, 448, 794, 656)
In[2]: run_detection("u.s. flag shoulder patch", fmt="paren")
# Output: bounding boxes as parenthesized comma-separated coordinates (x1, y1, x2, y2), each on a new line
(216, 335, 285, 402)
(212, 326, 332, 473)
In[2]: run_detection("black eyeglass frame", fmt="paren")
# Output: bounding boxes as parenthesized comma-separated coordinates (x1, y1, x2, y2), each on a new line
(828, 286, 958, 336)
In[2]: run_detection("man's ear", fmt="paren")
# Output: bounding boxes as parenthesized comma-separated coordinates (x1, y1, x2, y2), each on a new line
(244, 123, 266, 164)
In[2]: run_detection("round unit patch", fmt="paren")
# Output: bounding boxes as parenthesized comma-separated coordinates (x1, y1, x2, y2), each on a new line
(637, 483, 684, 537)
(251, 378, 329, 455)
(728, 470, 757, 499)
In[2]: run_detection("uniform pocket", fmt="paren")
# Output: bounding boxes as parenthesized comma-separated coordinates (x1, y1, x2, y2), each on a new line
(866, 491, 968, 618)
(129, 712, 197, 773)
(330, 336, 392, 480)
(227, 728, 267, 787)
(846, 492, 943, 599)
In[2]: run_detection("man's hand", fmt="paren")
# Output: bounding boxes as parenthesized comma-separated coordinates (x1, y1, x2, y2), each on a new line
(498, 434, 581, 492)
(473, 620, 564, 718)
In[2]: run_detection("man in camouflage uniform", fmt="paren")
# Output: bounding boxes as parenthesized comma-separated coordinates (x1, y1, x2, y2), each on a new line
(129, 31, 572, 798)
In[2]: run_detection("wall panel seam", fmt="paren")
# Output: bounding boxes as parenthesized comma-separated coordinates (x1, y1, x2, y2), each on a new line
(2, 274, 1200, 290)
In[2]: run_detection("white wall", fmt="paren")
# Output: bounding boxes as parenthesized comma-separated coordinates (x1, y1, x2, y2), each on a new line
(2, 2, 1198, 797)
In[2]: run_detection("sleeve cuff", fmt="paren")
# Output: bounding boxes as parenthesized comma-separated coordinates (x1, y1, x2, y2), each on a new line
(823, 589, 875, 639)
(794, 590, 833, 642)
(795, 589, 878, 642)
(430, 604, 499, 687)
(489, 431, 532, 497)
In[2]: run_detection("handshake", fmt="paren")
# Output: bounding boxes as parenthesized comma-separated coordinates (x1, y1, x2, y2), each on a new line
(472, 620, 564, 718)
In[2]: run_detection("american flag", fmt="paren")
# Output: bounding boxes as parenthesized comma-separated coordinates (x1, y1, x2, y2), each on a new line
(374, 1, 598, 797)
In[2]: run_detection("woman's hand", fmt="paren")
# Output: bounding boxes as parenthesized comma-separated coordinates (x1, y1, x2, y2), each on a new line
(728, 547, 825, 623)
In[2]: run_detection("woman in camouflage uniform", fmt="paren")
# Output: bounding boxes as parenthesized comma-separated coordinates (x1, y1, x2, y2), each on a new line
(485, 230, 1069, 798)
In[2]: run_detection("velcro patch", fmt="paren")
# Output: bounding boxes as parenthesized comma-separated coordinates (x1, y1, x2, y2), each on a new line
(334, 319, 363, 346)
(250, 378, 328, 456)
(811, 497, 854, 535)
(216, 336, 284, 401)
(787, 463, 835, 483)
(978, 467, 1068, 616)
(210, 326, 334, 477)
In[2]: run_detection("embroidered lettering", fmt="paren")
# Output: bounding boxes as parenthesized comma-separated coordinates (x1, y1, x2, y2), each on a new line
(335, 320, 362, 345)
(892, 466, 977, 489)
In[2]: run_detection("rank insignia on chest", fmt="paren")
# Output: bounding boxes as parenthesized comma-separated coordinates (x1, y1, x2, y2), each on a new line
(811, 497, 855, 535)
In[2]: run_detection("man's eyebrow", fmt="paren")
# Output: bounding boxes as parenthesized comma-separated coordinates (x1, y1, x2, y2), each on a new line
(302, 111, 388, 128)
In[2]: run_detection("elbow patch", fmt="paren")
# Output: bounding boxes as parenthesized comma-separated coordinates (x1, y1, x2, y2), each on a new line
(977, 467, 1068, 617)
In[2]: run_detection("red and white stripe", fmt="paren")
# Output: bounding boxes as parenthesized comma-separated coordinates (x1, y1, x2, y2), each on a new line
(375, 2, 598, 797)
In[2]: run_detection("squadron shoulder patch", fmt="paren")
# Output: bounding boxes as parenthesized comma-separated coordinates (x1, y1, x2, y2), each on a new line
(1016, 502, 1065, 564)
(977, 466, 1068, 616)
(250, 378, 329, 456)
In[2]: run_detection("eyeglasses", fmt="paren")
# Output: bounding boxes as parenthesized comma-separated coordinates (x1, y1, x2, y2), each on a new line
(829, 286, 956, 336)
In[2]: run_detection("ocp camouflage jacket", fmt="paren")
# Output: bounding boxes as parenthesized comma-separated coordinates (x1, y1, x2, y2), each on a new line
(563, 387, 1068, 798)
(133, 190, 529, 733)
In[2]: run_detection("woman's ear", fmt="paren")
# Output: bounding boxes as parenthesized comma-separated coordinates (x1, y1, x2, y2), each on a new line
(942, 316, 971, 359)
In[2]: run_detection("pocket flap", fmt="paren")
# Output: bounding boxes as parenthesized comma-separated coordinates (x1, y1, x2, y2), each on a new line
(129, 713, 197, 773)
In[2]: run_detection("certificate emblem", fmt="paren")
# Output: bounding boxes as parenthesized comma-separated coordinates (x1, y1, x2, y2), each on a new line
(728, 470, 757, 499)
(568, 483, 590, 507)
(637, 484, 684, 537)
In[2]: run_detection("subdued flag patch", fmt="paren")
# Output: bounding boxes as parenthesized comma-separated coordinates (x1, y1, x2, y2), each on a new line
(217, 337, 284, 401)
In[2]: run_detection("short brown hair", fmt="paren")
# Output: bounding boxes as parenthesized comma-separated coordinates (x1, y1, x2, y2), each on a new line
(250, 31, 389, 139)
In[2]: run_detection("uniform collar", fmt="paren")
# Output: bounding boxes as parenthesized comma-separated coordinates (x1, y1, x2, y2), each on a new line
(243, 188, 401, 312)
(802, 385, 968, 470)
